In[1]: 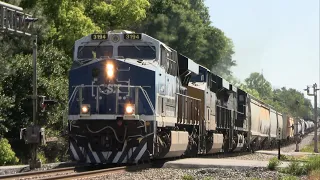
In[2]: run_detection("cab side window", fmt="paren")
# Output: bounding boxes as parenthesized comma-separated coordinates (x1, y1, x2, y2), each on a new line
(160, 46, 167, 69)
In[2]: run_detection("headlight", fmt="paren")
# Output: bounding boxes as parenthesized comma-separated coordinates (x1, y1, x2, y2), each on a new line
(80, 104, 90, 115)
(106, 63, 114, 78)
(125, 104, 135, 115)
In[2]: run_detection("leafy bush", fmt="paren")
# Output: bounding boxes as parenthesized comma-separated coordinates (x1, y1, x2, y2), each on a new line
(0, 138, 19, 165)
(37, 150, 47, 164)
(267, 157, 281, 170)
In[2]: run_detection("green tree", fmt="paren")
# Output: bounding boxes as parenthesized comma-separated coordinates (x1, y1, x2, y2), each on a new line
(239, 83, 261, 100)
(138, 0, 236, 73)
(241, 72, 312, 117)
(273, 87, 312, 118)
(244, 72, 273, 100)
(22, 0, 150, 53)
(0, 44, 71, 161)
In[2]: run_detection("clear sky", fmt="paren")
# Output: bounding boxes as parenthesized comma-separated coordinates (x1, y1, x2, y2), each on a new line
(204, 0, 319, 105)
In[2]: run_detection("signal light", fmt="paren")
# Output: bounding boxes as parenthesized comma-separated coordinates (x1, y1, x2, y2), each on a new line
(40, 99, 57, 112)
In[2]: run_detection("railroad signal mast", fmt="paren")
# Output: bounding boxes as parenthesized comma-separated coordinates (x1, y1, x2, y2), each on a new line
(1, 1, 57, 169)
(304, 83, 319, 153)
(0, 1, 34, 36)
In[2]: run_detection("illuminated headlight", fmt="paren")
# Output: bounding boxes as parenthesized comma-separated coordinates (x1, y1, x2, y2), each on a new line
(106, 63, 114, 78)
(125, 104, 135, 115)
(80, 104, 90, 115)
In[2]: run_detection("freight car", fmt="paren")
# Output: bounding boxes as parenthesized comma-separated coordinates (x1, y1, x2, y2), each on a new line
(67, 30, 315, 164)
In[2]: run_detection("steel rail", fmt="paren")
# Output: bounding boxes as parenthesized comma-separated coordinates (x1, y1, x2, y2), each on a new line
(0, 166, 76, 180)
(40, 164, 151, 180)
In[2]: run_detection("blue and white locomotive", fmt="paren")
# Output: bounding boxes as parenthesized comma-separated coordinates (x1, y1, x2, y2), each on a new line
(67, 30, 315, 164)
(68, 30, 206, 164)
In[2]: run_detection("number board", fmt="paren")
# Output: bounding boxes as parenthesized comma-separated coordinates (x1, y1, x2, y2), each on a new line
(91, 34, 108, 40)
(124, 33, 142, 40)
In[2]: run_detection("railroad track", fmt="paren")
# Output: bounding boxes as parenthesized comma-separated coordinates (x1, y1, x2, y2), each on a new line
(0, 164, 151, 180)
(0, 130, 315, 180)
(0, 166, 76, 180)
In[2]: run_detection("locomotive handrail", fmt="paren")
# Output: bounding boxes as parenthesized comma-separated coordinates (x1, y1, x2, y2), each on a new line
(175, 93, 201, 101)
(216, 104, 233, 110)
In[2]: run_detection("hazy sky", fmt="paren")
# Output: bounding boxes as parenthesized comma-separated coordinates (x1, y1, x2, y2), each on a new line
(204, 0, 319, 105)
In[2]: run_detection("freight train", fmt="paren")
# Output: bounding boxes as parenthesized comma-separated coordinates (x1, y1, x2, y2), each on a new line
(67, 30, 315, 164)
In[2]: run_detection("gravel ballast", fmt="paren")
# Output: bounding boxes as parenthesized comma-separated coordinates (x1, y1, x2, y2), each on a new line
(1, 130, 318, 179)
(82, 167, 309, 180)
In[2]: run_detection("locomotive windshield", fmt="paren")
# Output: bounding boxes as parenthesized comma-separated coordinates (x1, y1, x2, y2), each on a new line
(118, 46, 156, 60)
(77, 46, 113, 59)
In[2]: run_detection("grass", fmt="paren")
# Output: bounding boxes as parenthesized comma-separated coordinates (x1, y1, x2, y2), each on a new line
(267, 153, 320, 179)
(279, 155, 320, 178)
(300, 141, 320, 153)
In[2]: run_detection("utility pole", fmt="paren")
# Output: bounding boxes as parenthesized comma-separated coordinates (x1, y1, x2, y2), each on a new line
(304, 83, 319, 153)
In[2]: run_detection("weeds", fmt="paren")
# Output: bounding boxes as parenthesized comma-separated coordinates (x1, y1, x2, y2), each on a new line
(281, 161, 308, 176)
(281, 155, 320, 176)
(278, 175, 299, 180)
(267, 157, 281, 170)
(309, 169, 320, 180)
(279, 154, 288, 161)
(182, 174, 195, 180)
